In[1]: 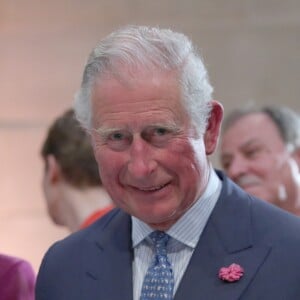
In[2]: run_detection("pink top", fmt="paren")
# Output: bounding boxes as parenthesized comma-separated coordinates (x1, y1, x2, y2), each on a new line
(0, 254, 35, 300)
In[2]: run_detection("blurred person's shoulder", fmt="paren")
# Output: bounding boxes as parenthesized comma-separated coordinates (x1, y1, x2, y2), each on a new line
(42, 207, 128, 256)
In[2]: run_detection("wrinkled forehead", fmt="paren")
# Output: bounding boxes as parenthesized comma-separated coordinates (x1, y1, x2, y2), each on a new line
(226, 113, 279, 135)
(91, 68, 184, 114)
(90, 68, 188, 125)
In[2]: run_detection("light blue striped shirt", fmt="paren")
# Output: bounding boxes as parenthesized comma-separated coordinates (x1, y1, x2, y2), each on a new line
(132, 167, 222, 300)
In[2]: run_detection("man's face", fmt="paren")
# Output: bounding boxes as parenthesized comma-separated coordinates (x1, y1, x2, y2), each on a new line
(220, 113, 294, 205)
(90, 71, 221, 230)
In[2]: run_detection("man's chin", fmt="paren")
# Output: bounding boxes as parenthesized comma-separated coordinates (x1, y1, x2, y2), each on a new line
(137, 211, 178, 230)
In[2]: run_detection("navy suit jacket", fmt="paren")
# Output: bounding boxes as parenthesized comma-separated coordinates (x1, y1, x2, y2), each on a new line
(36, 172, 300, 299)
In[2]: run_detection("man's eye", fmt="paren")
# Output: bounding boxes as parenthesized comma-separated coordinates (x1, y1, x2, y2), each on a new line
(105, 131, 132, 151)
(154, 128, 168, 136)
(141, 126, 175, 146)
(110, 132, 124, 140)
(245, 148, 260, 158)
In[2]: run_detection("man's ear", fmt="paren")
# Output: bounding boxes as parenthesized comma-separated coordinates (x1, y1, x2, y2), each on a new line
(204, 100, 224, 155)
(45, 155, 62, 184)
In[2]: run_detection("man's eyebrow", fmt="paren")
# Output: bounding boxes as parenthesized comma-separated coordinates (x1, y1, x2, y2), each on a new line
(239, 138, 261, 150)
(147, 122, 181, 131)
(92, 127, 125, 137)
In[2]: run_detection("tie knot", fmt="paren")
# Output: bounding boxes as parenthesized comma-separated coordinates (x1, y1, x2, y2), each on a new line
(149, 231, 169, 254)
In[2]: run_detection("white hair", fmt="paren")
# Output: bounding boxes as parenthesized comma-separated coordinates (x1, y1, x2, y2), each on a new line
(74, 25, 213, 133)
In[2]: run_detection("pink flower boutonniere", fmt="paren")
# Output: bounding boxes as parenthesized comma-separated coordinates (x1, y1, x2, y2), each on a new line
(218, 263, 244, 282)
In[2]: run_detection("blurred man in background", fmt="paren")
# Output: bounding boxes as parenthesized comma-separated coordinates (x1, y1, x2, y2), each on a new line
(41, 109, 113, 232)
(220, 105, 300, 215)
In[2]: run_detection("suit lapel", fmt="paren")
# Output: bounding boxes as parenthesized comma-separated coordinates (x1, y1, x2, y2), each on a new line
(82, 210, 134, 300)
(175, 174, 272, 300)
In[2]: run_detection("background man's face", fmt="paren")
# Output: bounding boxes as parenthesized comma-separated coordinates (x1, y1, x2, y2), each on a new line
(220, 113, 294, 205)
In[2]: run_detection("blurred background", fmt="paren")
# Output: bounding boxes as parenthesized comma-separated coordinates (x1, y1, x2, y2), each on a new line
(1, 0, 299, 272)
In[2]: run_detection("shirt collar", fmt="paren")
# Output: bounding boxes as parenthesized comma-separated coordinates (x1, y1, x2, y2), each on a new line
(132, 167, 222, 248)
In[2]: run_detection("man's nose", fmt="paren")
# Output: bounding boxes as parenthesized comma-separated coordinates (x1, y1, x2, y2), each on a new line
(127, 137, 157, 178)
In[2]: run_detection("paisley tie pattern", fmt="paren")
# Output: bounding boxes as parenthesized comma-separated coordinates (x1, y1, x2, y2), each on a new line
(140, 231, 174, 300)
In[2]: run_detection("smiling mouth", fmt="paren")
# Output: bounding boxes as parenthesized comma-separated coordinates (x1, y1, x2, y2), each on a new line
(236, 177, 261, 189)
(133, 182, 170, 192)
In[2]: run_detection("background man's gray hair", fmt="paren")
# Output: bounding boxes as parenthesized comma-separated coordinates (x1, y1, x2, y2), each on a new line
(222, 105, 300, 151)
(74, 25, 214, 134)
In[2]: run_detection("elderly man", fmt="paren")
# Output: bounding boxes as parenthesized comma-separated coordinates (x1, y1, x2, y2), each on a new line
(220, 105, 300, 215)
(36, 26, 300, 300)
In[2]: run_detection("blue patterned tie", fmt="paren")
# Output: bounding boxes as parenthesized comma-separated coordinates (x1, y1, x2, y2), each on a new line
(140, 231, 174, 300)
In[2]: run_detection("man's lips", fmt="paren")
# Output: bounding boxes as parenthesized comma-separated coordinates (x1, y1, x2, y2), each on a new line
(129, 182, 170, 192)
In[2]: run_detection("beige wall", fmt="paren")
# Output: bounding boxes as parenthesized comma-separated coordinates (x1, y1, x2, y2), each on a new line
(1, 0, 300, 272)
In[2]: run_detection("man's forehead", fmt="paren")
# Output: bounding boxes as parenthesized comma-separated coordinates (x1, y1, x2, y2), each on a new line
(227, 113, 280, 136)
